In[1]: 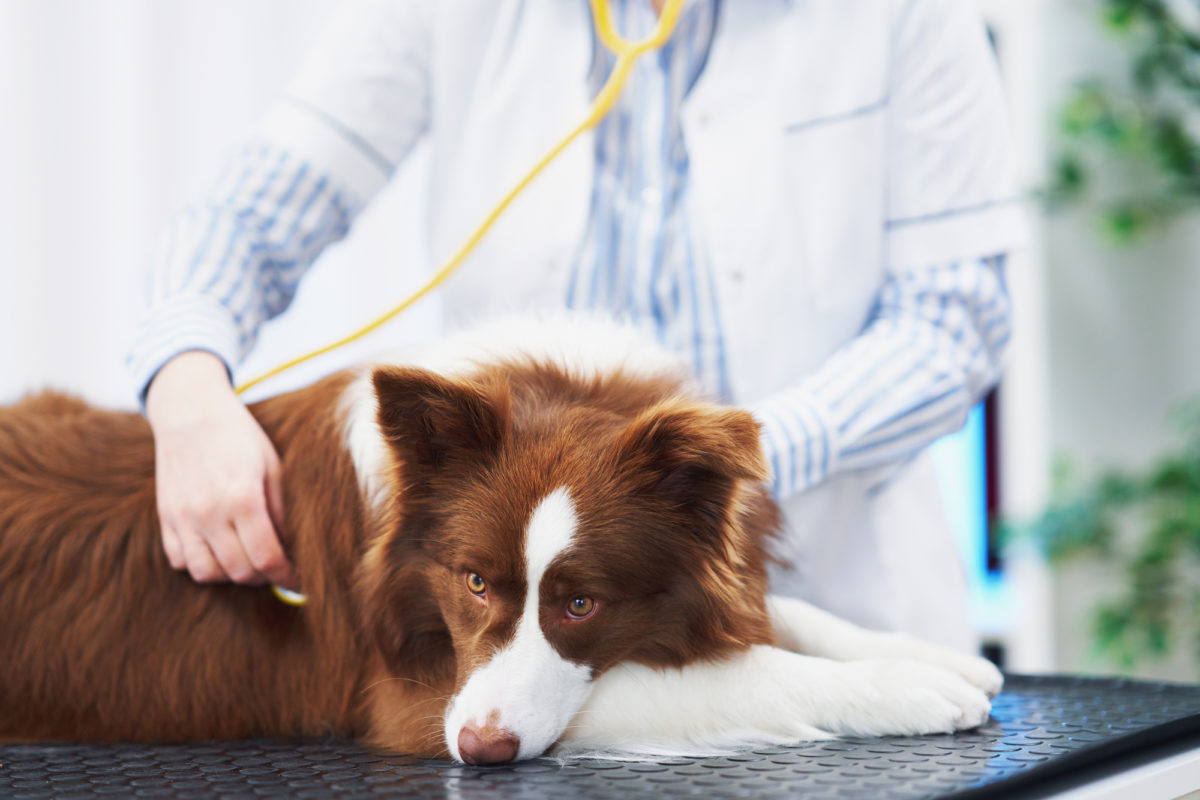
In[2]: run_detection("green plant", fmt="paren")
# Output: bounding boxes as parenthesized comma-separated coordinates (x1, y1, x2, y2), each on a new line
(1034, 0, 1200, 674)
(1050, 0, 1200, 241)
(1025, 402, 1200, 672)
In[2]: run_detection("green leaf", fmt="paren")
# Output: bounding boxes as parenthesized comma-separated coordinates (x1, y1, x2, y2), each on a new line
(1096, 471, 1141, 505)
(1103, 204, 1152, 241)
(1104, 5, 1137, 32)
(1047, 0, 1200, 240)
(1060, 85, 1111, 136)
(1054, 154, 1088, 197)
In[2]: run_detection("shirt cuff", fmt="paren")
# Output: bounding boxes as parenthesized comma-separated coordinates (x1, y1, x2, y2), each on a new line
(749, 388, 840, 500)
(126, 294, 241, 411)
(884, 197, 1029, 271)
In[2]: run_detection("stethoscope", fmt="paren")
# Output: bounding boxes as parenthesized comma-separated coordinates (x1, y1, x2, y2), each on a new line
(267, 0, 689, 608)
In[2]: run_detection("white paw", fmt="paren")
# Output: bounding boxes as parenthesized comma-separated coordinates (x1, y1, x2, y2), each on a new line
(895, 637, 1005, 699)
(944, 652, 1004, 699)
(824, 659, 992, 738)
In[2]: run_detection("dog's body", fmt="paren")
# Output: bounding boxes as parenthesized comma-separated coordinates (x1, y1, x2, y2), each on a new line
(0, 317, 1001, 762)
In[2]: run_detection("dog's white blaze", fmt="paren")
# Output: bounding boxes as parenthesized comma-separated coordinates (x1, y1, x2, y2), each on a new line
(445, 487, 593, 762)
(521, 487, 578, 580)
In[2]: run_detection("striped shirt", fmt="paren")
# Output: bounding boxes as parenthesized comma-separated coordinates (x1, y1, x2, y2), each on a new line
(129, 143, 356, 390)
(752, 254, 1010, 497)
(127, 0, 1012, 501)
(567, 0, 728, 400)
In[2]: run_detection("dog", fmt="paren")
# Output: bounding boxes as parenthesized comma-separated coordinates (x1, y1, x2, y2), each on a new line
(0, 316, 1001, 763)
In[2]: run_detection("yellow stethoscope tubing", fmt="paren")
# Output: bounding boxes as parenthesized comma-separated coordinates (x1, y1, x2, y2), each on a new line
(266, 0, 687, 608)
(239, 0, 686, 400)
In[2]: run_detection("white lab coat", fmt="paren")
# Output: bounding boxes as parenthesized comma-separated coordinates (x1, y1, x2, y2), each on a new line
(261, 0, 1026, 650)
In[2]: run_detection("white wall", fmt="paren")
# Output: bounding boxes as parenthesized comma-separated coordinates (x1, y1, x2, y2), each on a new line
(978, 0, 1200, 678)
(1041, 3, 1200, 471)
(0, 0, 435, 410)
(1039, 0, 1200, 679)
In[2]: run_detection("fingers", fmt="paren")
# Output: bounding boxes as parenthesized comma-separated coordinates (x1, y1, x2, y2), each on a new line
(162, 497, 297, 589)
(175, 524, 229, 584)
(160, 522, 186, 571)
(161, 500, 272, 586)
(258, 450, 299, 590)
(234, 504, 298, 590)
(208, 518, 269, 586)
(161, 511, 226, 582)
(149, 384, 297, 590)
(263, 448, 286, 535)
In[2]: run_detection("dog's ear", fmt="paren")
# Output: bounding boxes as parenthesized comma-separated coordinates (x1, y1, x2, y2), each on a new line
(617, 401, 768, 514)
(372, 367, 510, 473)
(615, 402, 777, 658)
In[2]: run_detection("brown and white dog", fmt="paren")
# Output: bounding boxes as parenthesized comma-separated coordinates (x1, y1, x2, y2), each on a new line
(0, 316, 1001, 763)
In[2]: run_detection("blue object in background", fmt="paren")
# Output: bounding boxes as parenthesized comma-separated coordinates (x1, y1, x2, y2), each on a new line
(930, 402, 1008, 636)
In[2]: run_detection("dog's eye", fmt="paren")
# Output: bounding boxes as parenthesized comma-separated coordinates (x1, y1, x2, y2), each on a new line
(465, 572, 487, 596)
(566, 596, 595, 619)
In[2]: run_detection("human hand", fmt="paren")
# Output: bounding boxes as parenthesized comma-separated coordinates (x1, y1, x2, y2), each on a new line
(146, 351, 299, 590)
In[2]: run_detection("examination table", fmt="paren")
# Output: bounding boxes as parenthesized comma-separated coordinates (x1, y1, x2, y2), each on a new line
(2, 674, 1199, 799)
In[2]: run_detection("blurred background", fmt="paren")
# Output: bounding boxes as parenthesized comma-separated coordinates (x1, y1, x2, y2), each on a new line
(1, 0, 1198, 680)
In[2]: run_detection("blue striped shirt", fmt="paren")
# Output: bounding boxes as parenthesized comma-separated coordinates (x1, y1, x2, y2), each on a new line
(751, 254, 1010, 496)
(127, 0, 1012, 502)
(129, 142, 356, 386)
(567, 0, 728, 401)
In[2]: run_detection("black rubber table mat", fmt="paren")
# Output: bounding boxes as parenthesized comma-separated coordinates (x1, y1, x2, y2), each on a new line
(3, 674, 1199, 799)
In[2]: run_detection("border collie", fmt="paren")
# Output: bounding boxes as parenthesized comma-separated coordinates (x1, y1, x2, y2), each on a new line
(0, 316, 1000, 763)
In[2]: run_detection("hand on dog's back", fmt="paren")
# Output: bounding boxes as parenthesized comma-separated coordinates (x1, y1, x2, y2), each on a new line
(146, 350, 298, 590)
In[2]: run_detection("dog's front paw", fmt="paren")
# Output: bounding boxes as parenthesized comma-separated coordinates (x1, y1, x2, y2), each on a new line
(946, 652, 1004, 699)
(898, 638, 1004, 699)
(823, 659, 992, 738)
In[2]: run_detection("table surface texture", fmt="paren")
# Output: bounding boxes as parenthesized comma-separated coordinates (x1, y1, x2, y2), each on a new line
(2, 674, 1199, 800)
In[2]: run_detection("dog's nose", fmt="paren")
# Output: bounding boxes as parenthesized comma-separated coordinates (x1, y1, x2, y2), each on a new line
(457, 723, 520, 765)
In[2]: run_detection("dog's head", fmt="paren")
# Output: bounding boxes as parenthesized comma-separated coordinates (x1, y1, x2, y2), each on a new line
(360, 364, 779, 763)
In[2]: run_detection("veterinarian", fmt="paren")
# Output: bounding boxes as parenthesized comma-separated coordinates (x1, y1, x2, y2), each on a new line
(130, 0, 1024, 652)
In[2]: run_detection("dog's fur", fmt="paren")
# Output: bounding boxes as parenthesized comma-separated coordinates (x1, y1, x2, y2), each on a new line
(0, 318, 1001, 762)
